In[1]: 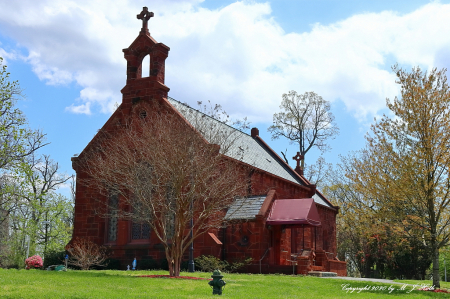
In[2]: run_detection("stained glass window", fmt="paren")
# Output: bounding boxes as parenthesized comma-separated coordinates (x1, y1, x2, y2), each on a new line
(166, 212, 175, 240)
(130, 195, 151, 240)
(107, 193, 118, 242)
(131, 222, 150, 240)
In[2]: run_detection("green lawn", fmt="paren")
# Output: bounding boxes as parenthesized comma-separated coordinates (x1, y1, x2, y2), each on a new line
(0, 269, 449, 298)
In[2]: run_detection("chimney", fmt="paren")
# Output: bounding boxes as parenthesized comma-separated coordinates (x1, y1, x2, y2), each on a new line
(308, 184, 316, 197)
(251, 127, 259, 137)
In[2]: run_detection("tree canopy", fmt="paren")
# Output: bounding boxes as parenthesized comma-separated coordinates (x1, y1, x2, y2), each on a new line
(0, 58, 71, 268)
(0, 57, 46, 171)
(342, 66, 450, 287)
(0, 57, 47, 222)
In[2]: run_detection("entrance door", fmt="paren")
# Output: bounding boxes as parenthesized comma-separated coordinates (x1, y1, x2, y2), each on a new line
(270, 225, 281, 265)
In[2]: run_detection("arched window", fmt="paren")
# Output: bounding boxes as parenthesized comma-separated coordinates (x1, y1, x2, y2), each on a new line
(141, 54, 150, 78)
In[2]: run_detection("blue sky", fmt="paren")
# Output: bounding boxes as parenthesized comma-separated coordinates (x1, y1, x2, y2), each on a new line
(0, 0, 449, 193)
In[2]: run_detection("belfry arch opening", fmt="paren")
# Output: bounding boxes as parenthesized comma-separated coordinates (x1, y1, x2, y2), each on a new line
(140, 54, 151, 78)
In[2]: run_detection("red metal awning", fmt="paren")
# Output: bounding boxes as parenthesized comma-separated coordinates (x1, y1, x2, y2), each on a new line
(266, 198, 321, 226)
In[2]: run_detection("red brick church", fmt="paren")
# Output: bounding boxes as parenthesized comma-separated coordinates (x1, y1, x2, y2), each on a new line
(68, 8, 346, 276)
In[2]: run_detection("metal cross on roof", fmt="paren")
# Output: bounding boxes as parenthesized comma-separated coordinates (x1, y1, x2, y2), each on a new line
(292, 152, 304, 168)
(137, 7, 154, 34)
(292, 152, 304, 175)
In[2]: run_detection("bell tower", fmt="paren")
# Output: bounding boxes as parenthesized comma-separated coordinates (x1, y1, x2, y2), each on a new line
(121, 7, 170, 108)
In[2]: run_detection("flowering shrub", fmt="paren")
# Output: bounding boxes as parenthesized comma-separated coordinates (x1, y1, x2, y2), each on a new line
(25, 255, 43, 269)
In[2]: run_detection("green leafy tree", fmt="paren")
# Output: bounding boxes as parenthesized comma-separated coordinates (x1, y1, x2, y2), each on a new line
(0, 57, 47, 267)
(9, 154, 72, 263)
(0, 58, 46, 171)
(439, 247, 450, 282)
(324, 157, 432, 279)
(344, 66, 450, 287)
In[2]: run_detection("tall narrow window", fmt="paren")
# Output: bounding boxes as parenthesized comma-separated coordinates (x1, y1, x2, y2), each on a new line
(165, 184, 176, 240)
(165, 212, 175, 240)
(130, 163, 153, 242)
(107, 193, 118, 242)
(141, 54, 150, 78)
(130, 196, 151, 241)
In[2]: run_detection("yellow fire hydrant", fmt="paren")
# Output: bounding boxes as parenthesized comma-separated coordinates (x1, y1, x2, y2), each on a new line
(208, 269, 226, 295)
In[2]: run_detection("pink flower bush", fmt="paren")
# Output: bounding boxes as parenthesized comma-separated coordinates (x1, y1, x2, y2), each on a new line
(25, 255, 43, 269)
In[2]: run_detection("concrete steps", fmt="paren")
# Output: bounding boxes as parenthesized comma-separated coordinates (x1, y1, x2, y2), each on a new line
(308, 271, 337, 277)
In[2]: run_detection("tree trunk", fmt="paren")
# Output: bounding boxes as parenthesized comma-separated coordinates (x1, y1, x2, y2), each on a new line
(166, 247, 174, 277)
(174, 257, 180, 277)
(432, 245, 440, 288)
(166, 248, 181, 277)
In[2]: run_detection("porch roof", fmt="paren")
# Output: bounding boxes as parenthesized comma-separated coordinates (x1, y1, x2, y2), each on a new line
(266, 198, 321, 226)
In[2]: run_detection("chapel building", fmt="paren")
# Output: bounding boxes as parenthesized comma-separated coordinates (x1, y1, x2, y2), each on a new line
(68, 8, 346, 276)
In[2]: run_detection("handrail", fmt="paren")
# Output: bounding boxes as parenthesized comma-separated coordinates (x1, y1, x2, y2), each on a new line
(259, 247, 271, 274)
(287, 253, 300, 275)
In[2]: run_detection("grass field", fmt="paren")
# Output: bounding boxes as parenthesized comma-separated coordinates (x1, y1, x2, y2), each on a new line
(1, 269, 449, 298)
(393, 279, 450, 290)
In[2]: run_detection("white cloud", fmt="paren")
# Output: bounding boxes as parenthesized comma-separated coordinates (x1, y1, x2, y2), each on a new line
(0, 47, 20, 64)
(0, 1, 449, 120)
(27, 51, 74, 85)
(65, 102, 91, 115)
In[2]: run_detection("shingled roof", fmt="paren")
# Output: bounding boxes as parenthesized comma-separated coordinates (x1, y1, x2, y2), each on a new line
(168, 98, 303, 183)
(167, 97, 335, 210)
(224, 195, 266, 220)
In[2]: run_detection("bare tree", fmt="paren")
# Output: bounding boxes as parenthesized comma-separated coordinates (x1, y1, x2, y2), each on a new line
(304, 156, 333, 188)
(80, 103, 248, 276)
(269, 91, 339, 172)
(67, 237, 108, 270)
